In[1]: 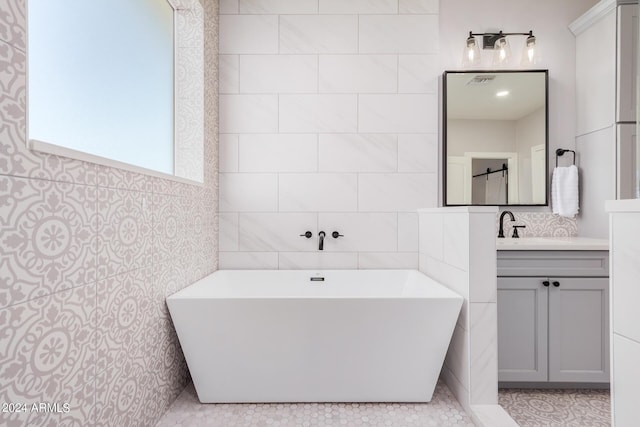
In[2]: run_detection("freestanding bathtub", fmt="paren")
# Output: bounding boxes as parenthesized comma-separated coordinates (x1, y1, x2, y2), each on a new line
(167, 269, 462, 403)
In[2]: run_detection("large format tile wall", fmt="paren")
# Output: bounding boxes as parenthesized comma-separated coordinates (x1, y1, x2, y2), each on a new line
(0, 1, 218, 426)
(418, 207, 502, 421)
(218, 0, 439, 269)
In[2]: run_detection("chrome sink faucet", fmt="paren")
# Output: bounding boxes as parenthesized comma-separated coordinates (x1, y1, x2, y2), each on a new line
(318, 231, 326, 250)
(498, 211, 515, 238)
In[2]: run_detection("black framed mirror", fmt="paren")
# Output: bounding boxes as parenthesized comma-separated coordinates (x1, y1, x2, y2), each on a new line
(443, 70, 549, 206)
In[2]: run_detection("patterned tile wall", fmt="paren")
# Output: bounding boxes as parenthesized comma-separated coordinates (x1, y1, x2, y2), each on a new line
(0, 1, 218, 426)
(495, 212, 578, 238)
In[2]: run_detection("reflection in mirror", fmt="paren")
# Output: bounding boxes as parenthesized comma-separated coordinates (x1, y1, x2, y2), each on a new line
(443, 70, 548, 206)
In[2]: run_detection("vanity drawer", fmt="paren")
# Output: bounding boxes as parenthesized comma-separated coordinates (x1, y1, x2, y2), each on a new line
(497, 250, 609, 277)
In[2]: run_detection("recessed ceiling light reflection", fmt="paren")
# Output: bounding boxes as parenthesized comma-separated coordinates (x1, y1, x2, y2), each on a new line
(496, 90, 510, 97)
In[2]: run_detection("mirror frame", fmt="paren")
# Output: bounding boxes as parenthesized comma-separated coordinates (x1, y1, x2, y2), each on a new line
(442, 69, 549, 207)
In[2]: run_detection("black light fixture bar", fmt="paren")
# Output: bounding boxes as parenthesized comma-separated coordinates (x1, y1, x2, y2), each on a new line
(469, 30, 534, 49)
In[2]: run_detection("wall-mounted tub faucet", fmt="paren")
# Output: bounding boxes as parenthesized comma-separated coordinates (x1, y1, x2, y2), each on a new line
(498, 210, 515, 238)
(318, 231, 326, 250)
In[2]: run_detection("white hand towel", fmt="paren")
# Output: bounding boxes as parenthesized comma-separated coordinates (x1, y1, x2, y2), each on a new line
(551, 165, 579, 217)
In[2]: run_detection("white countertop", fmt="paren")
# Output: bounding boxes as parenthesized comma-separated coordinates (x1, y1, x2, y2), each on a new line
(496, 237, 609, 251)
(605, 199, 640, 212)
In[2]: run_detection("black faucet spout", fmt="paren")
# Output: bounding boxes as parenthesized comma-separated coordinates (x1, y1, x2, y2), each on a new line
(498, 211, 515, 238)
(318, 231, 326, 250)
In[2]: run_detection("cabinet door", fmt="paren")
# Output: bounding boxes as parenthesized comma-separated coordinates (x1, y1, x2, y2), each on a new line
(617, 4, 638, 123)
(548, 277, 610, 382)
(498, 277, 548, 382)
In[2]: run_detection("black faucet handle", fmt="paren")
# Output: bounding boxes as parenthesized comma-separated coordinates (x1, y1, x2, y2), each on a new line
(331, 231, 343, 238)
(299, 231, 313, 238)
(512, 225, 526, 238)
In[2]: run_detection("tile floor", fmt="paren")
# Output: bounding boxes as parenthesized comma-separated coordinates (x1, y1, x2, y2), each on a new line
(499, 388, 610, 427)
(156, 381, 474, 427)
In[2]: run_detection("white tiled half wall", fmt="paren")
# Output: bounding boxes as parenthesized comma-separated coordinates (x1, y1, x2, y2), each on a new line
(218, 0, 439, 269)
(418, 207, 518, 426)
(419, 207, 499, 411)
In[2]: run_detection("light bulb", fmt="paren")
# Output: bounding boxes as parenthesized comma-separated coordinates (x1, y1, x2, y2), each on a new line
(462, 32, 480, 67)
(520, 33, 541, 66)
(492, 35, 511, 67)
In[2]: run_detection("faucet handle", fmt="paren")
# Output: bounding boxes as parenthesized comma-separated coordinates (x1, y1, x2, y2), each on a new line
(512, 225, 526, 238)
(331, 231, 343, 239)
(299, 231, 313, 238)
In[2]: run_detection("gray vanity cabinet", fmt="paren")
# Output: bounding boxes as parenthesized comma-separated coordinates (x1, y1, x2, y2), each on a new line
(497, 251, 609, 384)
(497, 277, 548, 382)
(547, 277, 609, 382)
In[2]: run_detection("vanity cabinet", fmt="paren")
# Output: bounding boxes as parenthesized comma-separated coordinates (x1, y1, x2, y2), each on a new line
(497, 250, 610, 384)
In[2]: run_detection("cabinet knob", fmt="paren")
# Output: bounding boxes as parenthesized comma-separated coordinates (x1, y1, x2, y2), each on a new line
(553, 281, 560, 287)
(542, 280, 550, 287)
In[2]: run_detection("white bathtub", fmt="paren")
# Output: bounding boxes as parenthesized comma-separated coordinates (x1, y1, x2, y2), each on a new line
(167, 269, 462, 403)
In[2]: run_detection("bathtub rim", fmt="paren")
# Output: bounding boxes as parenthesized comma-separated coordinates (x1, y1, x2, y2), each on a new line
(166, 269, 463, 301)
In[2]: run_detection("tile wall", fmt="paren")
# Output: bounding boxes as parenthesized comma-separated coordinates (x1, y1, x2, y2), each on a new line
(218, 0, 440, 269)
(418, 207, 503, 423)
(0, 1, 218, 426)
(496, 212, 578, 239)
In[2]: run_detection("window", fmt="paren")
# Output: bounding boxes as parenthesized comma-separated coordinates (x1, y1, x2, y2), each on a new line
(28, 0, 204, 182)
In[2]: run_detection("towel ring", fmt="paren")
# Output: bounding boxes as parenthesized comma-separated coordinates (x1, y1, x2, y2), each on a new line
(555, 149, 576, 167)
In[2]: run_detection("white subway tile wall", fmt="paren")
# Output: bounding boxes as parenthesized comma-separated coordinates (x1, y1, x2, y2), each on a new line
(240, 0, 319, 15)
(280, 15, 359, 54)
(219, 134, 239, 172)
(239, 134, 317, 172)
(219, 15, 279, 54)
(219, 0, 240, 14)
(219, 2, 440, 269)
(219, 94, 279, 133)
(279, 94, 358, 133)
(219, 54, 239, 93)
(279, 173, 358, 212)
(318, 55, 397, 93)
(240, 55, 318, 93)
(319, 0, 398, 15)
(359, 15, 439, 54)
(398, 55, 439, 93)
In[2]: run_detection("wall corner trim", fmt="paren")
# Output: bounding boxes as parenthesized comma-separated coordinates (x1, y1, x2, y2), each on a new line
(569, 0, 617, 36)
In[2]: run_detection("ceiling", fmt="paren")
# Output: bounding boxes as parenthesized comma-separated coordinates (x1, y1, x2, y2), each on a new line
(446, 72, 546, 120)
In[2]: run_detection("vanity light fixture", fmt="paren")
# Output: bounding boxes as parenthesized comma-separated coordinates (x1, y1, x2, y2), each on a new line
(521, 31, 541, 66)
(492, 33, 511, 67)
(462, 31, 481, 67)
(462, 30, 540, 67)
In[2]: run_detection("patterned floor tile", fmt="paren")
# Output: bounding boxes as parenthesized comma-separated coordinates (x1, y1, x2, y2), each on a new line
(499, 388, 610, 427)
(155, 381, 474, 427)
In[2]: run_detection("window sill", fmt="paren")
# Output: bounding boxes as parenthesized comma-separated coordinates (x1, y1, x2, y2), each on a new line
(29, 139, 204, 187)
